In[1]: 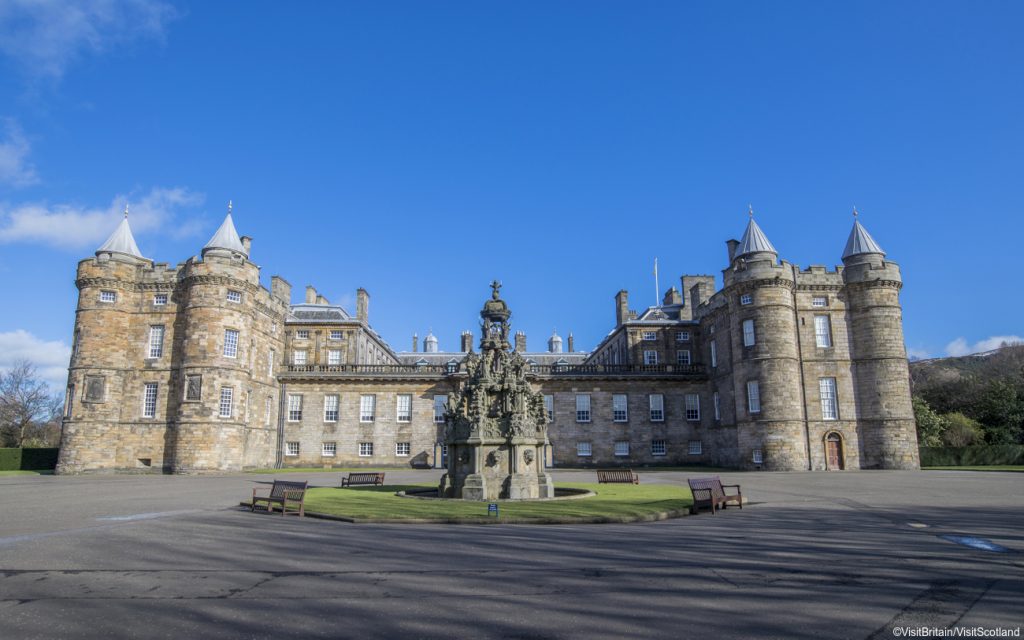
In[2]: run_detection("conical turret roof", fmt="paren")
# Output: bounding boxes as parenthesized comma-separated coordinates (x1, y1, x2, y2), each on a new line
(96, 209, 146, 259)
(735, 216, 778, 258)
(203, 204, 247, 257)
(842, 218, 885, 260)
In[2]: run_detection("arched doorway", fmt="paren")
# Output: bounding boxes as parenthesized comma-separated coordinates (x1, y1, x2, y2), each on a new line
(825, 433, 844, 470)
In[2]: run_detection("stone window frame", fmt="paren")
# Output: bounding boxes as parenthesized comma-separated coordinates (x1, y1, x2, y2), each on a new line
(184, 374, 202, 402)
(295, 329, 310, 340)
(359, 442, 374, 457)
(812, 296, 828, 308)
(396, 442, 411, 457)
(329, 330, 343, 340)
(641, 331, 657, 341)
(613, 440, 629, 457)
(223, 329, 240, 359)
(226, 289, 242, 304)
(396, 394, 413, 423)
(747, 380, 761, 414)
(268, 349, 275, 378)
(99, 290, 117, 303)
(819, 377, 839, 421)
(813, 315, 833, 349)
(322, 442, 336, 457)
(713, 392, 721, 422)
(265, 395, 273, 427)
(148, 325, 165, 359)
(649, 394, 665, 422)
(543, 394, 554, 422)
(676, 350, 691, 366)
(740, 293, 753, 306)
(292, 350, 307, 366)
(142, 383, 159, 419)
(323, 394, 339, 423)
(685, 394, 701, 421)
(83, 375, 106, 403)
(676, 330, 690, 342)
(153, 293, 168, 306)
(219, 387, 234, 419)
(359, 395, 376, 423)
(643, 350, 659, 365)
(433, 395, 448, 424)
(688, 440, 703, 455)
(285, 442, 300, 457)
(710, 340, 718, 368)
(576, 441, 592, 457)
(612, 394, 628, 423)
(327, 349, 342, 366)
(742, 319, 756, 347)
(752, 448, 764, 464)
(651, 439, 667, 456)
(287, 394, 303, 422)
(575, 394, 591, 423)
(64, 384, 75, 418)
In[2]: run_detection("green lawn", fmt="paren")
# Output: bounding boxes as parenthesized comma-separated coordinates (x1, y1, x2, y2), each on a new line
(0, 470, 54, 476)
(923, 465, 1024, 472)
(300, 482, 693, 523)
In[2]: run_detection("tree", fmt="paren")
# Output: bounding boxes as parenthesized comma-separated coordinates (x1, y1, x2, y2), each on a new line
(975, 379, 1024, 444)
(0, 361, 62, 448)
(912, 396, 947, 447)
(941, 413, 984, 448)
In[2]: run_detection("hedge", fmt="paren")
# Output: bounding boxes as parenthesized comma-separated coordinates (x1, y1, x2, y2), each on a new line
(919, 445, 1024, 467)
(0, 448, 60, 471)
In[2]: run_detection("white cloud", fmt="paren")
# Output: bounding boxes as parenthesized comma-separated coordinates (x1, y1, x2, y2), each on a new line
(906, 346, 932, 361)
(0, 329, 71, 391)
(0, 119, 38, 187)
(0, 0, 177, 79)
(0, 186, 204, 250)
(944, 335, 1024, 357)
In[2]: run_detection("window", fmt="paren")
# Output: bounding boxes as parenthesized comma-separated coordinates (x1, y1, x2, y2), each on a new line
(185, 374, 202, 401)
(329, 330, 343, 340)
(154, 293, 168, 306)
(148, 325, 164, 358)
(651, 439, 667, 456)
(710, 340, 717, 368)
(685, 394, 701, 421)
(740, 293, 752, 305)
(688, 440, 703, 455)
(642, 331, 657, 341)
(324, 395, 339, 422)
(812, 296, 828, 308)
(360, 395, 376, 422)
(287, 394, 303, 422)
(544, 394, 554, 422)
(814, 315, 832, 348)
(742, 319, 755, 347)
(143, 383, 158, 418)
(819, 377, 838, 420)
(612, 394, 628, 422)
(223, 329, 239, 358)
(64, 385, 75, 418)
(576, 442, 592, 457)
(226, 290, 242, 303)
(322, 442, 336, 457)
(614, 441, 629, 457)
(713, 392, 721, 421)
(649, 394, 664, 422)
(747, 381, 761, 414)
(327, 349, 342, 366)
(293, 350, 307, 366)
(752, 449, 764, 464)
(296, 330, 309, 339)
(271, 322, 277, 334)
(575, 394, 591, 422)
(676, 331, 690, 342)
(100, 290, 116, 303)
(643, 350, 659, 365)
(268, 349, 275, 377)
(396, 442, 411, 457)
(396, 394, 412, 422)
(359, 442, 374, 457)
(219, 387, 233, 418)
(265, 395, 273, 427)
(676, 350, 691, 365)
(433, 395, 447, 423)
(285, 442, 299, 457)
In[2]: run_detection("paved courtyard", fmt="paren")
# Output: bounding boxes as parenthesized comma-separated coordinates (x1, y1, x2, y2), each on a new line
(1, 469, 1021, 639)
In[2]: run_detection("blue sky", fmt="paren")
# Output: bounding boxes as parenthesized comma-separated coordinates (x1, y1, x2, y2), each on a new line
(1, 1, 1021, 388)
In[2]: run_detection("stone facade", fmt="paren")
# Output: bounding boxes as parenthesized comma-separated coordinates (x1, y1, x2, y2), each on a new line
(57, 212, 919, 474)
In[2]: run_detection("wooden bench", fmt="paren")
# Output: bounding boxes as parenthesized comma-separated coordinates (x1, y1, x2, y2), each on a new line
(340, 472, 385, 487)
(596, 469, 639, 484)
(687, 476, 742, 515)
(251, 480, 307, 517)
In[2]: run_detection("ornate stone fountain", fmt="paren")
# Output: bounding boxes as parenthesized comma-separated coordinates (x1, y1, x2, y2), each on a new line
(438, 282, 555, 500)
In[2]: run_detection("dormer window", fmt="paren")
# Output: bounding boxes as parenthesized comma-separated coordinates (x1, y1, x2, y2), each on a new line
(100, 290, 116, 303)
(226, 290, 242, 303)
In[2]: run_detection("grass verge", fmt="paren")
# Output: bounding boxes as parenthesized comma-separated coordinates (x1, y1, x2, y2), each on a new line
(923, 465, 1024, 472)
(0, 469, 54, 476)
(297, 482, 693, 524)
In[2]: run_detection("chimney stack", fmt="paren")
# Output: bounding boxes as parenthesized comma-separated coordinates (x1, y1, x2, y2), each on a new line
(568, 333, 575, 353)
(460, 331, 473, 352)
(356, 288, 369, 324)
(615, 290, 629, 327)
(515, 331, 527, 353)
(271, 276, 291, 303)
(240, 236, 252, 255)
(412, 333, 418, 352)
(305, 285, 317, 304)
(663, 287, 682, 305)
(726, 239, 740, 264)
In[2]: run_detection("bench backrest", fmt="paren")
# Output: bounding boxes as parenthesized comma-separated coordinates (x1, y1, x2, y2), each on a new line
(687, 476, 725, 501)
(347, 472, 383, 482)
(270, 480, 308, 499)
(597, 469, 635, 481)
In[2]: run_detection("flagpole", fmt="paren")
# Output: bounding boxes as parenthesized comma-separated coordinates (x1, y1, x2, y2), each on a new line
(654, 258, 659, 306)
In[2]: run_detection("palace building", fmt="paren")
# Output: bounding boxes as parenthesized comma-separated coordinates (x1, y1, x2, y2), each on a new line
(56, 206, 919, 474)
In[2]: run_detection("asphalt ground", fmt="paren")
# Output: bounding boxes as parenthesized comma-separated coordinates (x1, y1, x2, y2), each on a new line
(1, 469, 1021, 639)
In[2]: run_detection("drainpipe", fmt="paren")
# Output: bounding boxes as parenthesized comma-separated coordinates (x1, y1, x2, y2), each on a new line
(275, 382, 287, 469)
(791, 264, 813, 470)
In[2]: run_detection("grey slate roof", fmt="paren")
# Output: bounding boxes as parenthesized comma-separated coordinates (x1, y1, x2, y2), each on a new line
(203, 213, 247, 256)
(842, 220, 885, 259)
(96, 216, 146, 259)
(288, 303, 352, 323)
(736, 218, 778, 257)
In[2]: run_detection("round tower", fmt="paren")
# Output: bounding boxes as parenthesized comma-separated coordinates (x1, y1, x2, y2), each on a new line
(722, 212, 809, 471)
(171, 205, 262, 473)
(58, 211, 152, 473)
(841, 216, 919, 469)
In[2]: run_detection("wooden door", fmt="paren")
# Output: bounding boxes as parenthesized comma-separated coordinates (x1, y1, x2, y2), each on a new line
(826, 434, 843, 470)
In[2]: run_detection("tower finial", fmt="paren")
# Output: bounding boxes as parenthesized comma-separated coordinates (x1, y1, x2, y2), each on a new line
(123, 203, 129, 219)
(748, 203, 754, 218)
(227, 200, 233, 215)
(490, 279, 501, 299)
(852, 205, 859, 218)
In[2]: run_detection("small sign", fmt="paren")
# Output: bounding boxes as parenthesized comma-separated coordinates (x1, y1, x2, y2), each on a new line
(488, 503, 499, 517)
